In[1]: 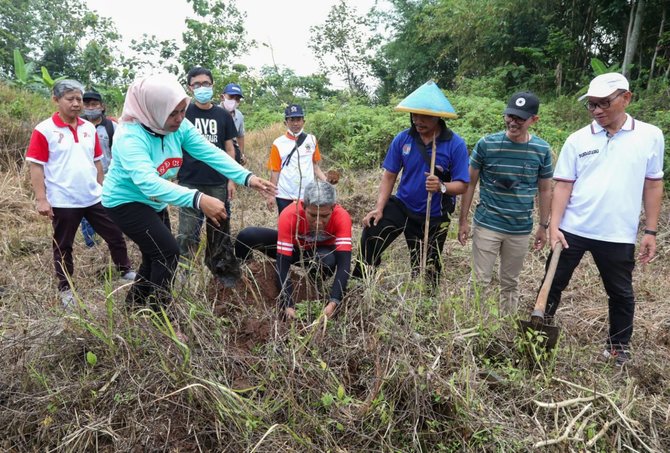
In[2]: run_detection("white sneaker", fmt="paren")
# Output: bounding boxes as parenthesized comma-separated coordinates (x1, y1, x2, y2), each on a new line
(60, 289, 75, 309)
(121, 271, 137, 281)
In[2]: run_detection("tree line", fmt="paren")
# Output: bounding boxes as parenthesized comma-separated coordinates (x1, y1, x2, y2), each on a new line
(1, 0, 668, 108)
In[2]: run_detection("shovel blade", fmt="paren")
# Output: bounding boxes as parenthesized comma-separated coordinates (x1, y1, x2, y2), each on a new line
(517, 319, 560, 352)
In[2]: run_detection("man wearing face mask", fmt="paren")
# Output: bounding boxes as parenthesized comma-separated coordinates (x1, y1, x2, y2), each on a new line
(79, 90, 118, 247)
(177, 67, 239, 284)
(458, 92, 553, 316)
(267, 104, 328, 214)
(221, 82, 246, 165)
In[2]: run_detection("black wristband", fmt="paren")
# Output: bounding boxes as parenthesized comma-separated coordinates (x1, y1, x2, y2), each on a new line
(540, 222, 549, 229)
(644, 229, 657, 236)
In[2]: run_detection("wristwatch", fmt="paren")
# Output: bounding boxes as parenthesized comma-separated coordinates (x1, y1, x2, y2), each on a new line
(440, 182, 447, 194)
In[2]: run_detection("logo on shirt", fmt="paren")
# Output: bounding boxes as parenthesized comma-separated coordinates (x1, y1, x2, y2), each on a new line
(578, 149, 599, 158)
(157, 158, 183, 176)
(305, 144, 312, 152)
(402, 144, 411, 155)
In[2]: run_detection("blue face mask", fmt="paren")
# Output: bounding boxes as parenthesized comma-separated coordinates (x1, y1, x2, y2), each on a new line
(193, 86, 213, 104)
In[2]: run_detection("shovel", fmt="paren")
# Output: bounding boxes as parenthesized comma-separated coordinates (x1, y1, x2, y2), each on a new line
(518, 242, 563, 351)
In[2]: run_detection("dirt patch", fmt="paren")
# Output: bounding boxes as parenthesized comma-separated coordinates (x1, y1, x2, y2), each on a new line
(340, 192, 375, 223)
(210, 260, 320, 351)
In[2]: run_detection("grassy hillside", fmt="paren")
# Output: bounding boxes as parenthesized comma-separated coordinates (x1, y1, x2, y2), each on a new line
(0, 88, 669, 451)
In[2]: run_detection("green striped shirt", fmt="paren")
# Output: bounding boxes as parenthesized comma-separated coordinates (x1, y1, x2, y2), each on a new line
(471, 131, 552, 234)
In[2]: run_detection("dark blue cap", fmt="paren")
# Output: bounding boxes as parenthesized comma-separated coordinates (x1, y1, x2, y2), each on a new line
(223, 83, 243, 97)
(284, 104, 304, 118)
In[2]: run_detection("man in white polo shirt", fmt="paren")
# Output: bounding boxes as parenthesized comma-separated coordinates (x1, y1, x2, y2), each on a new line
(543, 73, 664, 366)
(26, 80, 136, 307)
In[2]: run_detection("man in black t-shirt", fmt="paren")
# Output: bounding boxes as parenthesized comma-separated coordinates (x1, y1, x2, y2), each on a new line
(177, 66, 240, 285)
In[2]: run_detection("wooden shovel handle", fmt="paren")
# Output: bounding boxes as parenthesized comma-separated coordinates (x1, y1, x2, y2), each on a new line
(533, 242, 563, 316)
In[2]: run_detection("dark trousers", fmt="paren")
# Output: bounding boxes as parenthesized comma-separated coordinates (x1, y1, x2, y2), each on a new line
(276, 198, 294, 215)
(356, 196, 450, 284)
(544, 230, 636, 347)
(235, 227, 336, 272)
(106, 203, 178, 309)
(52, 203, 131, 291)
(176, 182, 239, 285)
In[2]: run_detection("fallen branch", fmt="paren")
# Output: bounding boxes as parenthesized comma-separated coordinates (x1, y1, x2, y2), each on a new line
(534, 395, 599, 409)
(552, 377, 654, 452)
(586, 419, 616, 448)
(533, 403, 592, 448)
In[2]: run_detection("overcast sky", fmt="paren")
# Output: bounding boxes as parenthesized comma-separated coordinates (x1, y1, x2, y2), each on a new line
(87, 0, 380, 87)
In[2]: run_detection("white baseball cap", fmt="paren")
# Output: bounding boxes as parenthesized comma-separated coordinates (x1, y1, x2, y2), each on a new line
(578, 73, 629, 101)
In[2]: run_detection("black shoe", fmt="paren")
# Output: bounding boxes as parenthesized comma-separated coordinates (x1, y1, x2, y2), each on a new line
(600, 347, 631, 367)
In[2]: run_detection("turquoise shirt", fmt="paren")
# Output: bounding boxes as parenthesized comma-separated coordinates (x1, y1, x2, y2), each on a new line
(102, 120, 251, 211)
(470, 131, 552, 234)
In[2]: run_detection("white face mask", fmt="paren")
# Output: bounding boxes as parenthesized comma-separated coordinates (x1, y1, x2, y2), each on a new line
(287, 128, 304, 137)
(223, 98, 238, 112)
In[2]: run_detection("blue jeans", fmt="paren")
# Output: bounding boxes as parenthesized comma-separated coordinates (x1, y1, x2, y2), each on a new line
(80, 217, 96, 247)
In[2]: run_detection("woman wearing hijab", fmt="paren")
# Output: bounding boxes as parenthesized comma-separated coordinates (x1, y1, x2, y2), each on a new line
(102, 73, 275, 311)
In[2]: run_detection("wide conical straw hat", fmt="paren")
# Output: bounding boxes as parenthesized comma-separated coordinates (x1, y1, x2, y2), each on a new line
(394, 80, 458, 119)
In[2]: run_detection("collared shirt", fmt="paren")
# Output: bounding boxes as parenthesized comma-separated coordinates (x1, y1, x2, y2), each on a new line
(276, 201, 352, 256)
(471, 131, 553, 234)
(382, 123, 469, 217)
(554, 114, 664, 243)
(268, 132, 321, 200)
(26, 113, 103, 208)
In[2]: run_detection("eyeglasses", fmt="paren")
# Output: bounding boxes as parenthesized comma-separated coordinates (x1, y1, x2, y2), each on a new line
(190, 81, 212, 89)
(584, 91, 625, 111)
(503, 114, 529, 124)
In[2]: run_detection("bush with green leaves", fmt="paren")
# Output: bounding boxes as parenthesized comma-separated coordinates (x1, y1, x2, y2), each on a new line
(308, 102, 407, 168)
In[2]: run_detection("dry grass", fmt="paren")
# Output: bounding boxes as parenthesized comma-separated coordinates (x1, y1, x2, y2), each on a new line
(1, 125, 669, 452)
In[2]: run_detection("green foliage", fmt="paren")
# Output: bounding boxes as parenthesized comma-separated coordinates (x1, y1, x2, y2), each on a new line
(10, 49, 68, 95)
(180, 0, 251, 75)
(308, 101, 407, 168)
(309, 0, 375, 97)
(372, 0, 670, 100)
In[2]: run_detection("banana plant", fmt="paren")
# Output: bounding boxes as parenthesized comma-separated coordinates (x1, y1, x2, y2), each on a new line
(13, 49, 67, 91)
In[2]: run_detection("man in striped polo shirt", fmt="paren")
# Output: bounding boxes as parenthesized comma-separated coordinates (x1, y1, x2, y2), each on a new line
(458, 91, 552, 316)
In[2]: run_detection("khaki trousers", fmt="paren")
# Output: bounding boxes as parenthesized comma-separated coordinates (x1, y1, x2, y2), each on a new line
(470, 225, 530, 316)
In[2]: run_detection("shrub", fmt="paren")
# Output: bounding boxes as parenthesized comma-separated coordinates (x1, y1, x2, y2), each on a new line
(0, 82, 52, 169)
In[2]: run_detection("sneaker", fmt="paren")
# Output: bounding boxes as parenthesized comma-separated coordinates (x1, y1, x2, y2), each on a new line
(60, 289, 75, 309)
(601, 347, 631, 367)
(121, 271, 137, 281)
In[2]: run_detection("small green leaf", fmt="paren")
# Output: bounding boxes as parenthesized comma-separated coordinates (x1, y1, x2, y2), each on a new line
(337, 385, 345, 400)
(86, 351, 97, 366)
(321, 393, 335, 407)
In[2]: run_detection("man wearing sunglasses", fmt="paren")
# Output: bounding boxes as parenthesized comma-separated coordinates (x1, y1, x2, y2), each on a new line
(458, 92, 553, 316)
(543, 72, 664, 367)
